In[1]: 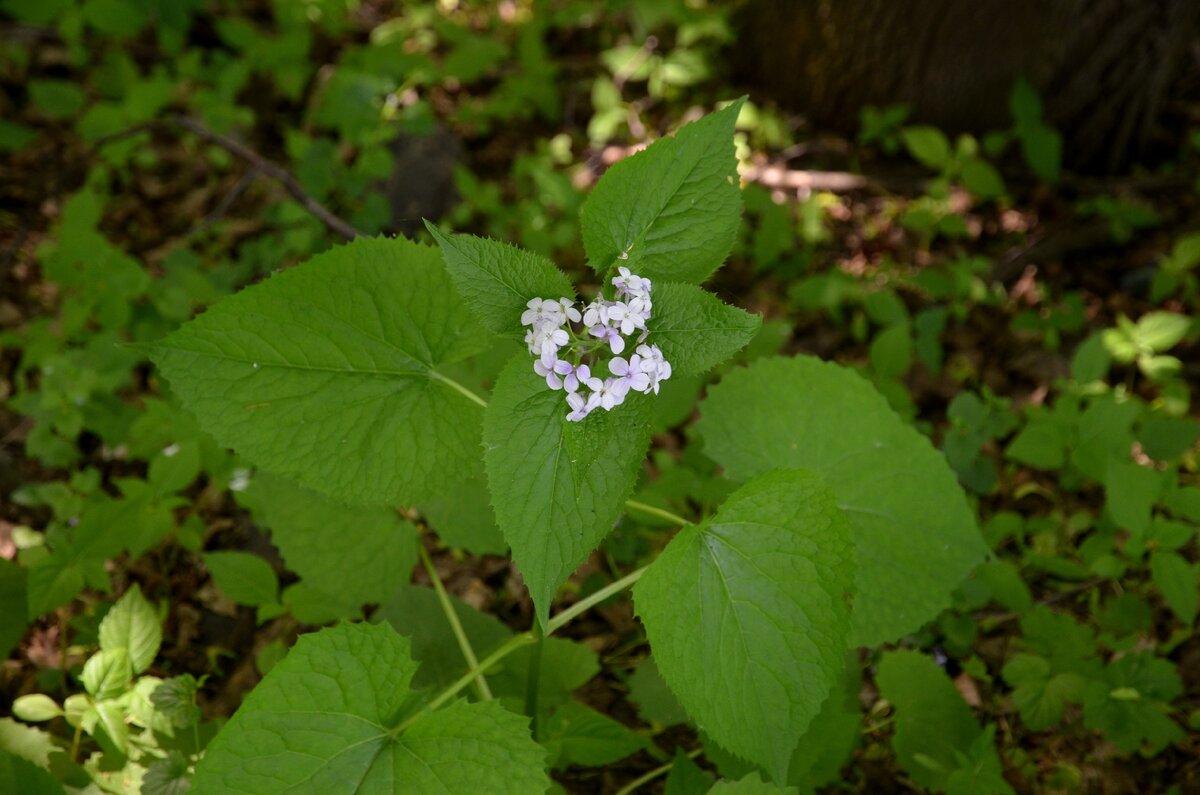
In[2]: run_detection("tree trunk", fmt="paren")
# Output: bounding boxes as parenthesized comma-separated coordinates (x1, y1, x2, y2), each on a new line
(734, 0, 1200, 172)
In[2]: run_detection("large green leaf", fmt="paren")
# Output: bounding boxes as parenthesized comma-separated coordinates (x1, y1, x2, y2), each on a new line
(581, 99, 744, 284)
(424, 224, 575, 337)
(151, 237, 489, 506)
(484, 357, 654, 626)
(649, 282, 760, 376)
(240, 472, 418, 612)
(191, 622, 549, 795)
(697, 357, 987, 646)
(635, 470, 856, 782)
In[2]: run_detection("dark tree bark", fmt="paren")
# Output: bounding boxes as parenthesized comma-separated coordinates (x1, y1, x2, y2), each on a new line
(734, 0, 1200, 172)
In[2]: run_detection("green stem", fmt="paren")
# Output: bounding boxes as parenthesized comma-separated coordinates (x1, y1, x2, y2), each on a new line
(623, 499, 689, 526)
(397, 561, 653, 734)
(427, 370, 488, 408)
(395, 633, 536, 735)
(612, 748, 704, 795)
(418, 545, 493, 701)
(524, 623, 544, 738)
(545, 565, 648, 635)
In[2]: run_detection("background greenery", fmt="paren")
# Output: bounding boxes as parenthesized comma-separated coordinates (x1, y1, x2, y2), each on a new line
(0, 1, 1197, 793)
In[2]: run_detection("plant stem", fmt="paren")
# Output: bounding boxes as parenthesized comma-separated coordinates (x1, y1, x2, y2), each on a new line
(394, 632, 537, 735)
(417, 544, 493, 701)
(612, 747, 704, 795)
(524, 622, 544, 738)
(545, 565, 648, 635)
(623, 499, 689, 526)
(399, 561, 653, 733)
(427, 370, 489, 408)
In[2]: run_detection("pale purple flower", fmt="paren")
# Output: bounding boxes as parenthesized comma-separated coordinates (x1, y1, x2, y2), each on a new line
(589, 323, 625, 354)
(609, 355, 650, 394)
(613, 266, 652, 300)
(566, 391, 591, 422)
(595, 377, 628, 410)
(636, 344, 672, 394)
(565, 364, 602, 393)
(521, 297, 567, 328)
(534, 358, 573, 390)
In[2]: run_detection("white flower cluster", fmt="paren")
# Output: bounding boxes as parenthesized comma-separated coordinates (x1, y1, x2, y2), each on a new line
(521, 266, 672, 422)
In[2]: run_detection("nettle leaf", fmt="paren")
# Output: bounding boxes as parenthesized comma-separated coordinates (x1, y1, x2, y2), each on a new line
(697, 357, 987, 646)
(191, 622, 549, 795)
(424, 223, 575, 337)
(240, 472, 418, 612)
(151, 237, 489, 507)
(485, 357, 654, 626)
(635, 469, 856, 782)
(649, 282, 761, 376)
(98, 584, 161, 674)
(581, 98, 744, 285)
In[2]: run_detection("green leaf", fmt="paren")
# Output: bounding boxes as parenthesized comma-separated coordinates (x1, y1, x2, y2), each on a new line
(1020, 123, 1062, 183)
(98, 583, 161, 674)
(191, 623, 549, 794)
(0, 559, 27, 658)
(708, 773, 798, 794)
(697, 357, 987, 646)
(28, 79, 86, 119)
(786, 656, 862, 791)
(635, 470, 856, 782)
(424, 224, 575, 337)
(649, 282, 761, 376)
(11, 695, 62, 722)
(868, 322, 911, 380)
(876, 650, 981, 792)
(80, 648, 132, 700)
(581, 98, 744, 284)
(25, 551, 85, 619)
(240, 472, 418, 611)
(960, 159, 1006, 200)
(900, 126, 951, 170)
(0, 717, 56, 766)
(0, 750, 66, 795)
(1133, 312, 1190, 352)
(1104, 460, 1163, 536)
(151, 237, 489, 506)
(484, 356, 654, 626)
(628, 656, 689, 727)
(1138, 415, 1200, 461)
(1150, 551, 1198, 626)
(664, 749, 715, 795)
(1071, 333, 1110, 382)
(540, 702, 648, 769)
(142, 750, 193, 795)
(203, 552, 279, 608)
(375, 584, 598, 709)
(1002, 654, 1087, 731)
(1081, 652, 1183, 754)
(416, 470, 507, 555)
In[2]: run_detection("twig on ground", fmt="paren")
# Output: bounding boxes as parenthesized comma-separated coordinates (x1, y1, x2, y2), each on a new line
(93, 115, 364, 240)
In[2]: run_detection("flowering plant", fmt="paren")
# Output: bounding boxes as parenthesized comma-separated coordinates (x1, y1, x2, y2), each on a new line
(146, 98, 986, 791)
(522, 267, 672, 421)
